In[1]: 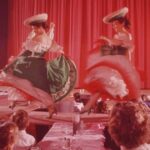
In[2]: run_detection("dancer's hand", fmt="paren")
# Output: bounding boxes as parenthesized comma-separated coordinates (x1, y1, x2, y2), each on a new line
(100, 36, 111, 43)
(100, 36, 108, 40)
(50, 22, 55, 29)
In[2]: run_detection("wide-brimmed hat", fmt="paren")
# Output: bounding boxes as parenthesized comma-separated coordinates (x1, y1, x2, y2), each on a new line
(103, 7, 128, 24)
(24, 13, 48, 26)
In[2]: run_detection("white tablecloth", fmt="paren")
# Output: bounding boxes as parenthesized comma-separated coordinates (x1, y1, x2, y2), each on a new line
(38, 122, 106, 150)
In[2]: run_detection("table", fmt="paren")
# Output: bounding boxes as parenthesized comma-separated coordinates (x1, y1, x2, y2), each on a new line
(38, 122, 106, 150)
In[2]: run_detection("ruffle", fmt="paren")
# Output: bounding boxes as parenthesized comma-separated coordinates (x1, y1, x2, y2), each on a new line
(84, 51, 140, 100)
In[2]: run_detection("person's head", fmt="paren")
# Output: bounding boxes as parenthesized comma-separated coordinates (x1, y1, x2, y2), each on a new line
(141, 94, 148, 101)
(73, 92, 81, 102)
(108, 101, 150, 149)
(103, 7, 130, 32)
(0, 121, 18, 150)
(96, 100, 107, 113)
(111, 17, 130, 32)
(31, 22, 49, 34)
(12, 109, 29, 130)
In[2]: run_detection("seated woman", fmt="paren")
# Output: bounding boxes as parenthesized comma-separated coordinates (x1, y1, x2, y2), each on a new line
(108, 101, 150, 150)
(0, 121, 18, 150)
(12, 109, 36, 148)
(0, 13, 77, 117)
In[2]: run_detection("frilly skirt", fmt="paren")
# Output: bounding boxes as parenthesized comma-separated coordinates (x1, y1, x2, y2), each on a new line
(1, 52, 77, 102)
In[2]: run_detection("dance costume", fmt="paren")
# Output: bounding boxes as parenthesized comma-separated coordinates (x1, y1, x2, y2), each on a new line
(84, 33, 140, 100)
(0, 30, 77, 105)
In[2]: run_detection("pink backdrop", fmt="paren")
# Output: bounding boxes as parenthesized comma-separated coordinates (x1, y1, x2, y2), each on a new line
(5, 0, 150, 88)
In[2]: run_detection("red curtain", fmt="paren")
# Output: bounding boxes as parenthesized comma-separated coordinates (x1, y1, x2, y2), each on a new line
(0, 0, 8, 68)
(6, 0, 150, 88)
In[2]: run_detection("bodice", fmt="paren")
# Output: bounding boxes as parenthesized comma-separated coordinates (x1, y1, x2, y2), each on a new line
(22, 30, 63, 56)
(22, 35, 51, 54)
(100, 32, 133, 56)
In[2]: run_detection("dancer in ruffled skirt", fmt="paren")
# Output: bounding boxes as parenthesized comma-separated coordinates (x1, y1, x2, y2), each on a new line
(0, 13, 77, 117)
(81, 7, 140, 113)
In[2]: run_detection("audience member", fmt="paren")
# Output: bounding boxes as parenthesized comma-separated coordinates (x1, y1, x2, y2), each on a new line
(0, 121, 18, 150)
(95, 100, 108, 113)
(73, 92, 90, 106)
(108, 101, 150, 150)
(103, 126, 120, 150)
(12, 109, 36, 148)
(73, 92, 91, 112)
(141, 94, 150, 108)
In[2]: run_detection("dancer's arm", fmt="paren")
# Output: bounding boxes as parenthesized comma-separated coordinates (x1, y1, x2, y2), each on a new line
(100, 36, 123, 46)
(47, 22, 64, 53)
(47, 22, 55, 40)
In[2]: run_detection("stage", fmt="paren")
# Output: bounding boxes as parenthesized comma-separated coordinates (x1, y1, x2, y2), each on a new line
(0, 88, 150, 125)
